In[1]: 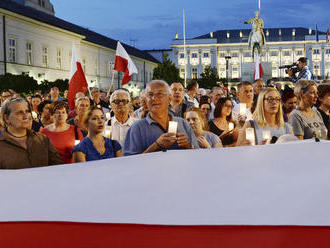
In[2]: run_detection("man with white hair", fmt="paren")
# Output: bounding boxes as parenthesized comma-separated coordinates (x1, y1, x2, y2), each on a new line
(109, 89, 137, 147)
(123, 80, 199, 156)
(209, 86, 225, 120)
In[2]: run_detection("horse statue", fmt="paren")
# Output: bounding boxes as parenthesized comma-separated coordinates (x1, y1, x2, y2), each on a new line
(244, 11, 266, 59)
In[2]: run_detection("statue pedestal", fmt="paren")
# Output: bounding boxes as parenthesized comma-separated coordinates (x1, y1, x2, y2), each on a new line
(241, 62, 272, 81)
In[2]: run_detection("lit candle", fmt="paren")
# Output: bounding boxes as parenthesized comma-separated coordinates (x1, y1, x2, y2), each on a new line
(105, 112, 111, 120)
(74, 140, 80, 146)
(228, 122, 234, 131)
(168, 121, 178, 134)
(239, 103, 247, 115)
(32, 111, 38, 119)
(245, 127, 255, 145)
(262, 130, 271, 141)
(104, 126, 111, 138)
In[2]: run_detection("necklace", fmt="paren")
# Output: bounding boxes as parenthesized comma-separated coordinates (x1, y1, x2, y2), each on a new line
(7, 129, 27, 138)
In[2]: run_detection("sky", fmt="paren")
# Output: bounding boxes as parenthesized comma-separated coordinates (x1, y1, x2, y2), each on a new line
(53, 0, 330, 50)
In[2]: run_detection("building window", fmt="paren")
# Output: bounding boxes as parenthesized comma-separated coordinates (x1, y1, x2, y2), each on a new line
(283, 51, 291, 57)
(56, 49, 62, 69)
(313, 49, 320, 55)
(326, 49, 330, 55)
(179, 53, 185, 58)
(42, 47, 48, 67)
(296, 50, 303, 56)
(8, 38, 16, 62)
(191, 53, 198, 58)
(39, 0, 45, 7)
(192, 68, 198, 79)
(270, 51, 278, 57)
(243, 52, 251, 57)
(203, 52, 209, 58)
(26, 42, 32, 65)
(82, 58, 86, 73)
(231, 52, 239, 57)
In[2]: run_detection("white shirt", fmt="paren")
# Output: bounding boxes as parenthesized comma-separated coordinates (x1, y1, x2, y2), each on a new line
(110, 116, 137, 147)
(232, 104, 253, 122)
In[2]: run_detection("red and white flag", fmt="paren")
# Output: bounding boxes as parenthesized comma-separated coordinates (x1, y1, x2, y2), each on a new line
(114, 41, 138, 85)
(254, 53, 264, 80)
(68, 44, 88, 110)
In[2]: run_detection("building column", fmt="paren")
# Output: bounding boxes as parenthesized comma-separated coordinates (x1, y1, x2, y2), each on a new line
(198, 50, 203, 78)
(321, 46, 325, 79)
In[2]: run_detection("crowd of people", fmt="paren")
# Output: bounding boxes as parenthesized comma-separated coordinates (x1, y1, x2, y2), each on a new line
(0, 74, 329, 169)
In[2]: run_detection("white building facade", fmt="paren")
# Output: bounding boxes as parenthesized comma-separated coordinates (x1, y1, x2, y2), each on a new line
(0, 0, 158, 91)
(149, 28, 330, 81)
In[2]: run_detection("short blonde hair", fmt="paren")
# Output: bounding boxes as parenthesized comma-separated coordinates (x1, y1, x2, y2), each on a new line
(252, 88, 284, 128)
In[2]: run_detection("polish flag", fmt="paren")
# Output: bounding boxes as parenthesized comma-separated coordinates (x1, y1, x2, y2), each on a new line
(326, 25, 329, 43)
(68, 44, 88, 110)
(114, 42, 138, 85)
(254, 53, 264, 80)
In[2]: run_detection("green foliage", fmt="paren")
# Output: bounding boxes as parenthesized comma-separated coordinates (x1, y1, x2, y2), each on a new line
(197, 66, 220, 89)
(38, 79, 69, 94)
(152, 53, 181, 84)
(0, 73, 38, 94)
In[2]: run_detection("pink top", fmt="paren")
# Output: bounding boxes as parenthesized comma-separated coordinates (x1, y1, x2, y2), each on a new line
(41, 125, 83, 164)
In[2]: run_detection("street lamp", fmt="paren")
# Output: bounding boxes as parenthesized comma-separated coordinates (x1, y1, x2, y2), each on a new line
(225, 55, 231, 83)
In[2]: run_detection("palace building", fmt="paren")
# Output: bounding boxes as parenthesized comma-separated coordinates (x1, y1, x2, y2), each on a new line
(0, 0, 159, 91)
(148, 27, 329, 81)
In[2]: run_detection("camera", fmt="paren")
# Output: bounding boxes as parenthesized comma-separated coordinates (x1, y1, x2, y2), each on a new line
(279, 63, 299, 74)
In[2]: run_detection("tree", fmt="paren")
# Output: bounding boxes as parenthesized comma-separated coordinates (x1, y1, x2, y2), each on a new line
(0, 73, 39, 94)
(152, 53, 181, 84)
(197, 66, 220, 89)
(37, 79, 69, 94)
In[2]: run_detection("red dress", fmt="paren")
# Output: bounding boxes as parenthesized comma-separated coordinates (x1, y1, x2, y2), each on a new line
(41, 125, 83, 164)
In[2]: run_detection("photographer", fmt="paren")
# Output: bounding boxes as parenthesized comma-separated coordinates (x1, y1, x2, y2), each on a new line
(287, 57, 313, 83)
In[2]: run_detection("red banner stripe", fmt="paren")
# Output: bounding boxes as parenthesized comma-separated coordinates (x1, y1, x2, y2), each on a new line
(1, 222, 330, 248)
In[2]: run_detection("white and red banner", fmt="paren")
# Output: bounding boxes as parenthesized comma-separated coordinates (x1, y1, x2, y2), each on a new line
(114, 41, 138, 85)
(254, 52, 264, 80)
(67, 43, 88, 110)
(1, 141, 330, 247)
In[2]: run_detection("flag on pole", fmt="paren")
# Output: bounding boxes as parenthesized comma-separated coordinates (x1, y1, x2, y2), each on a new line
(67, 44, 88, 110)
(258, 0, 261, 12)
(315, 24, 319, 42)
(326, 25, 329, 43)
(254, 53, 264, 80)
(114, 42, 138, 85)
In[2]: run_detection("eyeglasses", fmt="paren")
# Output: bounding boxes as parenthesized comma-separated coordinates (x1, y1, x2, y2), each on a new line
(146, 92, 168, 99)
(264, 97, 281, 103)
(112, 99, 129, 105)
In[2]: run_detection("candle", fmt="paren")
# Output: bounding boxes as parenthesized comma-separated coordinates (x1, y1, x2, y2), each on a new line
(228, 122, 234, 131)
(168, 121, 178, 134)
(105, 112, 111, 120)
(245, 128, 255, 145)
(32, 111, 38, 119)
(239, 103, 247, 115)
(104, 126, 111, 138)
(262, 130, 271, 141)
(74, 140, 80, 146)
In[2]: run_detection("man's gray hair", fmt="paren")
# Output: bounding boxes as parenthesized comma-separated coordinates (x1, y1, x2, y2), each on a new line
(110, 89, 131, 103)
(75, 96, 90, 108)
(146, 80, 170, 94)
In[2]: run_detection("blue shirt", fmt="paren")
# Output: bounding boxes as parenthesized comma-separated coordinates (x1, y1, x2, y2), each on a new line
(290, 66, 313, 83)
(72, 137, 121, 161)
(123, 113, 199, 156)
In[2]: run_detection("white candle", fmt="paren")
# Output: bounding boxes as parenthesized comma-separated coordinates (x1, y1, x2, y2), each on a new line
(239, 103, 247, 115)
(32, 111, 38, 119)
(246, 127, 255, 145)
(262, 130, 271, 141)
(104, 126, 111, 138)
(228, 122, 234, 131)
(105, 112, 111, 120)
(74, 140, 80, 146)
(168, 121, 178, 134)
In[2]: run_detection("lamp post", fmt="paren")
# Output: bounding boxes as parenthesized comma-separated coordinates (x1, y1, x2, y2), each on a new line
(225, 55, 231, 86)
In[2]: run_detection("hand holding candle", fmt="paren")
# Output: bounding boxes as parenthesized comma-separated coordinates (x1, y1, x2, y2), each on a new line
(239, 103, 247, 116)
(245, 127, 255, 145)
(262, 130, 271, 143)
(228, 122, 234, 131)
(104, 126, 111, 138)
(168, 121, 178, 134)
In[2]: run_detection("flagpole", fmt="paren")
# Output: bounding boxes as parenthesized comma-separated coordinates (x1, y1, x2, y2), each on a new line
(258, 0, 261, 13)
(183, 9, 187, 87)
